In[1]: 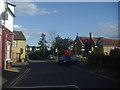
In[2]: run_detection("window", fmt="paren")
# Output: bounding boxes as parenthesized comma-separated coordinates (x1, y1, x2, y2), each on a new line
(7, 41, 11, 59)
(13, 40, 17, 47)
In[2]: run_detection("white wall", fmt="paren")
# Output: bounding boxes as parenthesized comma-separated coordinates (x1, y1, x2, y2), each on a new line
(4, 3, 15, 32)
(0, 0, 5, 24)
(0, 1, 15, 32)
(3, 11, 14, 31)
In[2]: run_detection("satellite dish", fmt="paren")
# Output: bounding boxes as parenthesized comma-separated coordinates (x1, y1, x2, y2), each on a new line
(1, 11, 8, 20)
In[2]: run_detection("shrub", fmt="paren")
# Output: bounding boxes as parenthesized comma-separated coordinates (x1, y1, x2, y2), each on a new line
(88, 48, 120, 70)
(110, 48, 120, 57)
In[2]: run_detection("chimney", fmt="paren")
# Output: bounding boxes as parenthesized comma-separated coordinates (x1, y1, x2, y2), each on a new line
(90, 33, 93, 38)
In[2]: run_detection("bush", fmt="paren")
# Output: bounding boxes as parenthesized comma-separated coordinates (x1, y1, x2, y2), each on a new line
(88, 48, 120, 71)
(110, 48, 120, 57)
(28, 50, 50, 60)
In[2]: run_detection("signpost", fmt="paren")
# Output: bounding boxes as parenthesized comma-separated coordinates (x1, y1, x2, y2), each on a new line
(97, 37, 103, 68)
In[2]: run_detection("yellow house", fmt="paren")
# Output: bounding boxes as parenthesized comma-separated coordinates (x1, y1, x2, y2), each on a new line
(12, 31, 26, 62)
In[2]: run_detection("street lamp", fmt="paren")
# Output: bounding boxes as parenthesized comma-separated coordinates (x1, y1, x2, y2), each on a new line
(55, 48, 58, 61)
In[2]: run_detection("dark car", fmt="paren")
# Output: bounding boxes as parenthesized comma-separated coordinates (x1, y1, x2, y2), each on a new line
(57, 55, 78, 65)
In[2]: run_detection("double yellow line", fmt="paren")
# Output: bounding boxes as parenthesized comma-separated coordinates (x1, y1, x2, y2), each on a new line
(7, 68, 30, 88)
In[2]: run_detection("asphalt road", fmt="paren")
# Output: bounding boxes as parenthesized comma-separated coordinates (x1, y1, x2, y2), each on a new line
(12, 60, 119, 88)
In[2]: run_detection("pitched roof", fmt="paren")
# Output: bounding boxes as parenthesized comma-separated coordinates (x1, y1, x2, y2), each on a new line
(7, 2, 16, 7)
(78, 36, 119, 47)
(13, 31, 26, 40)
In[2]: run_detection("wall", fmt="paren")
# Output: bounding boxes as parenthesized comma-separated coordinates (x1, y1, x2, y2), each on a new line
(0, 28, 2, 68)
(1, 2, 15, 32)
(12, 40, 26, 62)
(0, 0, 5, 24)
(4, 3, 15, 32)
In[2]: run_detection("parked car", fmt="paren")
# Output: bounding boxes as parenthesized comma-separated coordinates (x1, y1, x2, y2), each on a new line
(57, 55, 78, 65)
(48, 55, 55, 60)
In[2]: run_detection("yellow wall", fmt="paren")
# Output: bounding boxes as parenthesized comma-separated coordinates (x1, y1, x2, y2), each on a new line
(12, 40, 26, 62)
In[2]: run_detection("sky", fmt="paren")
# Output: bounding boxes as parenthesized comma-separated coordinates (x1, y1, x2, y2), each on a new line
(13, 2, 118, 46)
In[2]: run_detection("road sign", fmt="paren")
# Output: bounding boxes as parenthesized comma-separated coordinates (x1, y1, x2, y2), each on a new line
(97, 40, 103, 47)
(81, 49, 85, 51)
(55, 48, 58, 52)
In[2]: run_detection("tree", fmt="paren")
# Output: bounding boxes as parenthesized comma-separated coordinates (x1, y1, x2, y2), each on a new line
(47, 30, 57, 56)
(53, 35, 73, 57)
(38, 33, 48, 59)
(47, 29, 57, 48)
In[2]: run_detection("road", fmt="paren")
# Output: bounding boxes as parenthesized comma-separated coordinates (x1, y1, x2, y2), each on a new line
(12, 60, 119, 88)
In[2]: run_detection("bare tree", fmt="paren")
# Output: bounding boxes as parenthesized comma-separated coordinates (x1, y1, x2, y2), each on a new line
(47, 29, 57, 48)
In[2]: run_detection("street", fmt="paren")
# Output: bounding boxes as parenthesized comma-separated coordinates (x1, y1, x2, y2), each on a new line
(12, 60, 119, 88)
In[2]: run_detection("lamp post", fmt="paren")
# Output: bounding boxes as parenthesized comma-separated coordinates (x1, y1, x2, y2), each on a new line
(81, 47, 85, 57)
(55, 48, 58, 61)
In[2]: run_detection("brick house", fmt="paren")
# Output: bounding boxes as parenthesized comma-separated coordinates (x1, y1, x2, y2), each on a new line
(74, 33, 120, 55)
(12, 31, 26, 62)
(26, 45, 40, 53)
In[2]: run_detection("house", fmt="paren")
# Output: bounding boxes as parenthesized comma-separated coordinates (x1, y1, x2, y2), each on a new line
(26, 45, 40, 53)
(0, 0, 15, 69)
(12, 31, 26, 62)
(74, 33, 120, 55)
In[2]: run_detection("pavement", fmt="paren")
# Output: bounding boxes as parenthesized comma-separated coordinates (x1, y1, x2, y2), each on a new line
(2, 62, 29, 88)
(76, 61, 120, 82)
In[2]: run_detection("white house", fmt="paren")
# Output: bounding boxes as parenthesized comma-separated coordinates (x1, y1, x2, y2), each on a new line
(0, 0, 15, 31)
(0, 0, 15, 69)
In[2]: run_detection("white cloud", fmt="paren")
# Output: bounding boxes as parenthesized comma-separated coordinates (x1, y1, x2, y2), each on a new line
(93, 23, 118, 39)
(15, 2, 59, 16)
(13, 25, 23, 30)
(53, 10, 59, 13)
(13, 25, 48, 40)
(13, 25, 31, 40)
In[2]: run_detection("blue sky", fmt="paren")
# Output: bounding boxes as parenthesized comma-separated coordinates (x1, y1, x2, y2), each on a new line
(13, 2, 118, 46)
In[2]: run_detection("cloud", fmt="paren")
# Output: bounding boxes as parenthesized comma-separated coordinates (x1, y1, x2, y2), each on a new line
(13, 25, 31, 40)
(15, 2, 59, 16)
(53, 10, 59, 13)
(13, 25, 23, 30)
(93, 23, 118, 39)
(13, 25, 48, 40)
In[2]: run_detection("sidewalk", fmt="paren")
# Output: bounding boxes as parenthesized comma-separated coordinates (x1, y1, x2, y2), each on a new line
(2, 62, 29, 88)
(77, 61, 120, 82)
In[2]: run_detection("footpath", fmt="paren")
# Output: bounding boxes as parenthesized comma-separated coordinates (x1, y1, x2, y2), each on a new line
(77, 61, 120, 82)
(2, 62, 29, 88)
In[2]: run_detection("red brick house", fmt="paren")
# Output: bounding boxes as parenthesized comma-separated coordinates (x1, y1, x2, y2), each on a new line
(2, 25, 13, 69)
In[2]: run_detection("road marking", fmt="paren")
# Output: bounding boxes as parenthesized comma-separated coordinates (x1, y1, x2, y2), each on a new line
(7, 68, 30, 87)
(71, 66, 119, 82)
(11, 85, 80, 89)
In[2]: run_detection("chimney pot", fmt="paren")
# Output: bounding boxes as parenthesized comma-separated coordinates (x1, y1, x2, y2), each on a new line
(90, 33, 93, 38)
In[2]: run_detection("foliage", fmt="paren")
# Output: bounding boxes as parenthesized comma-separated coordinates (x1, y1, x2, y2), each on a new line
(91, 47, 104, 55)
(37, 33, 48, 59)
(52, 35, 73, 57)
(110, 48, 120, 57)
(28, 49, 50, 60)
(88, 48, 120, 71)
